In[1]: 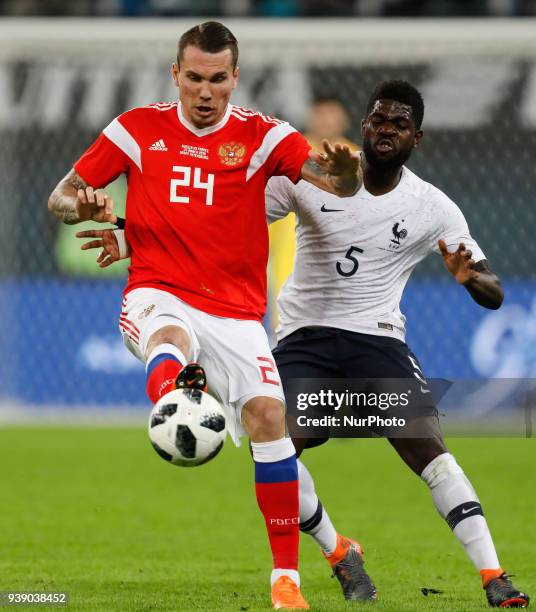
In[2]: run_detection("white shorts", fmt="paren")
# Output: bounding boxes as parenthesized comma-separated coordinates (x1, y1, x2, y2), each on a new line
(119, 288, 285, 445)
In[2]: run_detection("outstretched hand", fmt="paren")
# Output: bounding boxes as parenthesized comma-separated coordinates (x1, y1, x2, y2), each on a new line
(438, 239, 479, 285)
(76, 186, 117, 224)
(308, 139, 361, 177)
(76, 228, 124, 268)
(305, 139, 363, 196)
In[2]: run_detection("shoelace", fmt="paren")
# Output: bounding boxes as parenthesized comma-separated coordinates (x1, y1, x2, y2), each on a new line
(325, 538, 351, 564)
(275, 578, 299, 601)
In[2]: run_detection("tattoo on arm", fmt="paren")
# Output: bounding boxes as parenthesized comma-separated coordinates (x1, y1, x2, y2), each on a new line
(300, 158, 339, 195)
(48, 169, 88, 224)
(66, 171, 87, 191)
(300, 158, 362, 196)
(302, 158, 325, 178)
(327, 170, 362, 196)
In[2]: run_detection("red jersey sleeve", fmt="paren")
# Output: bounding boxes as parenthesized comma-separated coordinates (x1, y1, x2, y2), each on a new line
(265, 130, 311, 184)
(74, 131, 130, 188)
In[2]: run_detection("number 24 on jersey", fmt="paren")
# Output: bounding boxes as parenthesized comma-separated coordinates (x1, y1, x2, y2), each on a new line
(170, 166, 214, 206)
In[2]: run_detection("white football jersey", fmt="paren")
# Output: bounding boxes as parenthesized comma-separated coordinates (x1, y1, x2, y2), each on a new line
(266, 166, 485, 342)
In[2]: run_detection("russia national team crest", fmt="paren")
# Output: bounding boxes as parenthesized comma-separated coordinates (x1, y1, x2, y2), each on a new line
(218, 142, 246, 166)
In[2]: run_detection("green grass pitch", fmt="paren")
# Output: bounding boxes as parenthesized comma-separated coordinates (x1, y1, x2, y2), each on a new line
(0, 428, 533, 611)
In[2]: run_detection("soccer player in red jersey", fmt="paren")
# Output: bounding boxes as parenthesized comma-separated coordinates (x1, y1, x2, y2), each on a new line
(48, 22, 362, 610)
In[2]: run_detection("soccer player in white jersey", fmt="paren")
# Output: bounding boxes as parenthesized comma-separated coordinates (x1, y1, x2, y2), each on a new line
(266, 80, 529, 609)
(47, 22, 363, 610)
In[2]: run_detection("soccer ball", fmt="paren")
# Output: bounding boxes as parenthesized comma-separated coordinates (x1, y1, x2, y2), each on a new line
(148, 388, 227, 467)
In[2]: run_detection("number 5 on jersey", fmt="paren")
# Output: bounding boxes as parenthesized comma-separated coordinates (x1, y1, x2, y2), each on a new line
(336, 245, 364, 277)
(170, 166, 215, 206)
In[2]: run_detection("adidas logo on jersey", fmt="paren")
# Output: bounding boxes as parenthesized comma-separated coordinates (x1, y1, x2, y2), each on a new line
(149, 139, 167, 151)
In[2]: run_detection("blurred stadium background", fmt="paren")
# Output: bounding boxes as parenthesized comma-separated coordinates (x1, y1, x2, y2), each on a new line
(0, 5, 535, 419)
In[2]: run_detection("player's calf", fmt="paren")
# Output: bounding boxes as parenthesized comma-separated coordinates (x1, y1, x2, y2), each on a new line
(421, 452, 501, 571)
(420, 452, 529, 607)
(243, 397, 308, 609)
(145, 343, 187, 403)
(144, 324, 193, 402)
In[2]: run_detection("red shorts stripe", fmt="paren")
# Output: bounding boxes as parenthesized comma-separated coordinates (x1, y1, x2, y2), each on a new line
(119, 314, 140, 334)
(119, 323, 139, 344)
(119, 319, 140, 340)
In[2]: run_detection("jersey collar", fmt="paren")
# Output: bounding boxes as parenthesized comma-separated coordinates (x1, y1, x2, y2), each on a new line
(177, 102, 232, 137)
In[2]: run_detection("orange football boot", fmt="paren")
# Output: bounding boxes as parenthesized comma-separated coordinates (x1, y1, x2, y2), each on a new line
(271, 576, 309, 610)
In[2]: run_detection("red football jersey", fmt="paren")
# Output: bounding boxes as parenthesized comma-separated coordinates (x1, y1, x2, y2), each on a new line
(74, 102, 311, 320)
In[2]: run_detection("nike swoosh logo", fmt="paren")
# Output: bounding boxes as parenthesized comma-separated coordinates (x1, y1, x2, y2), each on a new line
(320, 204, 344, 213)
(461, 506, 480, 514)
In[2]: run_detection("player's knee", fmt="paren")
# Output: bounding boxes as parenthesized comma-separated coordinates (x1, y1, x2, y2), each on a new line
(145, 325, 190, 360)
(390, 432, 447, 475)
(242, 397, 286, 440)
(420, 452, 464, 488)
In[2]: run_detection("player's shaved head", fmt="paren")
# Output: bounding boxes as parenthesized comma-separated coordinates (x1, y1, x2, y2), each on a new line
(178, 21, 239, 69)
(366, 80, 424, 129)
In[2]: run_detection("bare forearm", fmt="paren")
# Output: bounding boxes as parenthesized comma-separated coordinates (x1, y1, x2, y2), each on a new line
(463, 271, 504, 309)
(48, 190, 80, 224)
(328, 164, 363, 196)
(300, 159, 362, 197)
(48, 170, 87, 224)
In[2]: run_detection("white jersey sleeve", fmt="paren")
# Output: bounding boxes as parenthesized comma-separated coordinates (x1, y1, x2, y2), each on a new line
(430, 189, 486, 262)
(265, 176, 297, 224)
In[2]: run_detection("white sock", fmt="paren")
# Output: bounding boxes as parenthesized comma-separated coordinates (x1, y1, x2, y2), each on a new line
(250, 437, 296, 463)
(145, 343, 187, 369)
(271, 569, 300, 587)
(298, 460, 338, 555)
(421, 453, 501, 571)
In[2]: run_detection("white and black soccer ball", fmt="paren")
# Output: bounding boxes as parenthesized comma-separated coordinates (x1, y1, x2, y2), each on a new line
(148, 389, 227, 467)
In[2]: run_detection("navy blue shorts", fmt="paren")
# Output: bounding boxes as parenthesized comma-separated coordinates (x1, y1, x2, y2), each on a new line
(273, 327, 437, 445)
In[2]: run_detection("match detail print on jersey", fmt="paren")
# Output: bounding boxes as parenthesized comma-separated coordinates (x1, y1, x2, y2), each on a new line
(74, 102, 311, 321)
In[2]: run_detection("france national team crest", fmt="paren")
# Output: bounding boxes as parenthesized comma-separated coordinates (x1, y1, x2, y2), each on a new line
(389, 220, 408, 250)
(218, 142, 246, 166)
